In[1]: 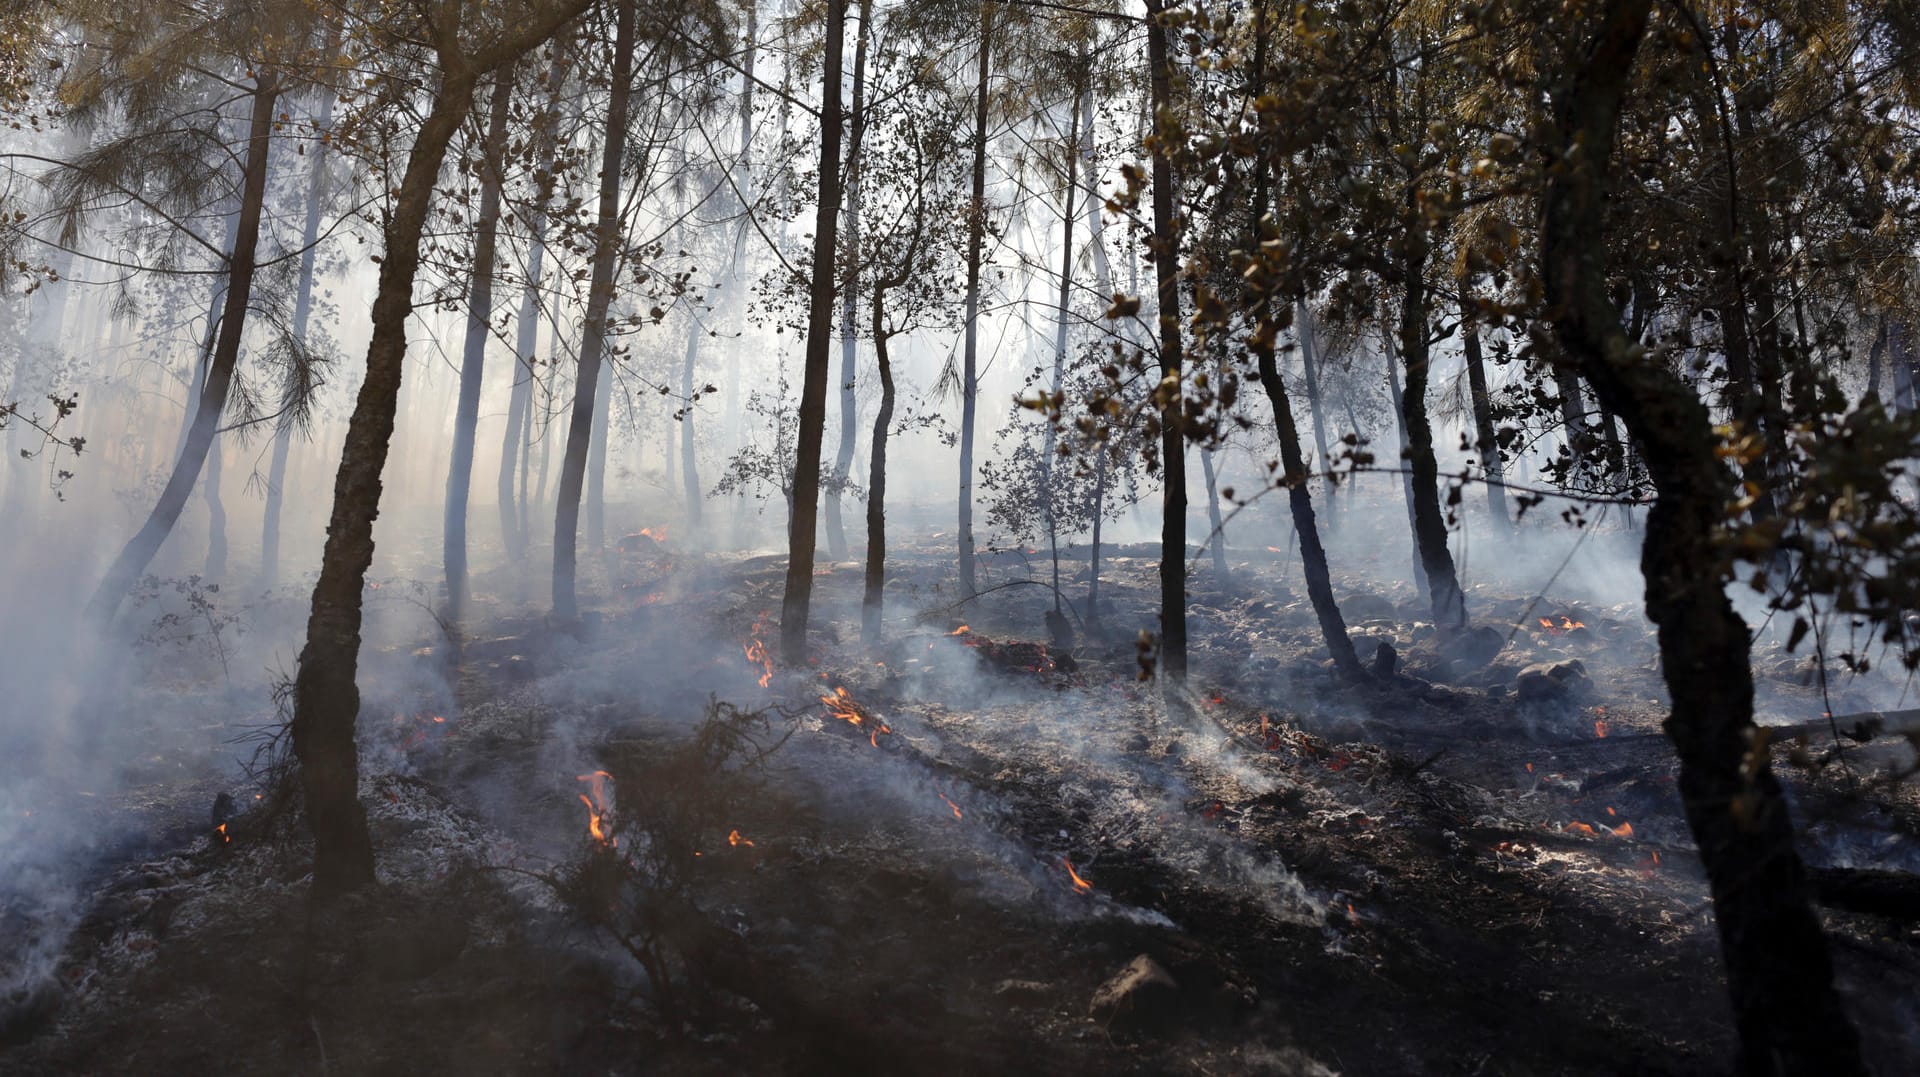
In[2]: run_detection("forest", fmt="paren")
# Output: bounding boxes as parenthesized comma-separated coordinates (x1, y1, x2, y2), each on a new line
(3, 0, 1920, 1072)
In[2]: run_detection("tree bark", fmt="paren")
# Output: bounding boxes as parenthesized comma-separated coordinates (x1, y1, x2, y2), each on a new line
(862, 286, 894, 643)
(1294, 300, 1338, 526)
(777, 0, 845, 659)
(1386, 347, 1431, 598)
(679, 319, 703, 524)
(1539, 4, 1864, 1070)
(825, 0, 869, 561)
(444, 63, 516, 629)
(1042, 84, 1082, 615)
(1458, 283, 1509, 533)
(85, 77, 278, 625)
(554, 0, 637, 624)
(956, 4, 992, 598)
(1395, 211, 1467, 625)
(1144, 0, 1187, 691)
(263, 86, 335, 590)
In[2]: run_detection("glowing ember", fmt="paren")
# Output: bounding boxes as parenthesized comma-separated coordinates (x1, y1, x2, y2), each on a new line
(1266, 545, 1285, 553)
(1594, 718, 1611, 738)
(1610, 820, 1635, 838)
(938, 792, 963, 819)
(820, 685, 892, 747)
(576, 770, 616, 849)
(744, 611, 775, 688)
(1061, 857, 1093, 893)
(1565, 821, 1599, 837)
(728, 828, 754, 847)
(216, 823, 230, 845)
(1346, 902, 1358, 925)
(949, 625, 971, 636)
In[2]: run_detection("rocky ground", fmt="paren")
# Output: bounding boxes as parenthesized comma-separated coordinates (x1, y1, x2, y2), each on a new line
(5, 515, 1919, 1075)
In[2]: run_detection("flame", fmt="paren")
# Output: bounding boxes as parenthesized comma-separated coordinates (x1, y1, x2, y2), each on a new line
(1525, 762, 1534, 774)
(216, 822, 230, 845)
(820, 685, 892, 747)
(1266, 545, 1284, 553)
(938, 792, 963, 819)
(1610, 820, 1634, 838)
(1061, 857, 1093, 893)
(1594, 718, 1611, 738)
(576, 771, 616, 849)
(728, 828, 754, 847)
(431, 715, 445, 724)
(949, 625, 970, 636)
(1565, 821, 1599, 837)
(1562, 616, 1585, 630)
(1346, 902, 1358, 925)
(638, 526, 667, 542)
(744, 611, 774, 688)
(1538, 616, 1555, 631)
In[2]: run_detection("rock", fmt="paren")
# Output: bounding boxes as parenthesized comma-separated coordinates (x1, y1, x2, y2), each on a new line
(993, 979, 1053, 1006)
(1437, 625, 1507, 671)
(1045, 608, 1076, 648)
(1515, 659, 1593, 703)
(1125, 733, 1151, 752)
(1371, 639, 1398, 678)
(1051, 651, 1079, 673)
(1343, 591, 1397, 620)
(1090, 954, 1183, 1033)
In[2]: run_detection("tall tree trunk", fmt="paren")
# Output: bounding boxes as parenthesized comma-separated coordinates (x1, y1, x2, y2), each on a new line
(777, 0, 845, 659)
(290, 76, 478, 900)
(956, 4, 992, 598)
(1386, 348, 1431, 599)
(1144, 0, 1187, 691)
(1294, 300, 1338, 526)
(586, 355, 612, 552)
(1087, 450, 1107, 630)
(1865, 313, 1887, 405)
(1200, 447, 1228, 581)
(862, 289, 894, 643)
(204, 418, 226, 579)
(825, 0, 869, 561)
(721, 1, 758, 470)
(1539, 4, 1864, 1070)
(263, 87, 335, 590)
(85, 78, 279, 626)
(1458, 283, 1509, 533)
(444, 63, 517, 629)
(1042, 84, 1083, 615)
(679, 320, 703, 524)
(554, 0, 637, 624)
(500, 48, 569, 567)
(1395, 213, 1467, 626)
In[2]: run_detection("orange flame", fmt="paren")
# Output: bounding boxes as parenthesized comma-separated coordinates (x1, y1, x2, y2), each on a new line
(216, 822, 230, 845)
(938, 792, 963, 819)
(1266, 545, 1284, 553)
(820, 685, 892, 747)
(1594, 718, 1611, 738)
(1610, 820, 1634, 838)
(1061, 857, 1093, 893)
(728, 828, 754, 847)
(576, 771, 616, 849)
(949, 625, 970, 636)
(1562, 616, 1585, 630)
(744, 611, 775, 688)
(1565, 821, 1599, 837)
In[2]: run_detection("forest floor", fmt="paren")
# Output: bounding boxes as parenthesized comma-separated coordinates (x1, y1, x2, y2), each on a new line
(6, 515, 1920, 1075)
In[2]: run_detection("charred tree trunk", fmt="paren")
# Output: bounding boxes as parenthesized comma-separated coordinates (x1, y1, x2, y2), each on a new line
(1200, 447, 1228, 582)
(777, 0, 845, 659)
(825, 0, 868, 561)
(1144, 0, 1187, 691)
(554, 0, 637, 624)
(292, 65, 479, 899)
(263, 87, 335, 590)
(500, 49, 568, 567)
(85, 77, 279, 626)
(1294, 300, 1338, 526)
(679, 320, 703, 525)
(1042, 84, 1082, 616)
(1386, 349, 1431, 599)
(1395, 217, 1467, 626)
(1540, 4, 1864, 1071)
(862, 288, 895, 643)
(956, 5, 992, 598)
(1459, 283, 1509, 533)
(444, 64, 516, 629)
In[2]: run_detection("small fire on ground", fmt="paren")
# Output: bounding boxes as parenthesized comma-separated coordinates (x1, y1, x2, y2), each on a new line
(1061, 857, 1094, 894)
(744, 612, 774, 688)
(1536, 615, 1587, 637)
(577, 770, 616, 849)
(820, 685, 892, 747)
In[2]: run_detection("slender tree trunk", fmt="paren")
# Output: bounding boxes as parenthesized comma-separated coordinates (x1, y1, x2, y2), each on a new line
(1458, 283, 1509, 533)
(204, 418, 226, 579)
(1144, 0, 1187, 691)
(862, 290, 894, 643)
(1395, 213, 1467, 626)
(956, 4, 992, 598)
(291, 66, 479, 899)
(500, 49, 568, 567)
(444, 63, 516, 628)
(777, 0, 845, 659)
(1200, 447, 1228, 581)
(1041, 85, 1083, 615)
(1087, 450, 1107, 630)
(586, 356, 612, 551)
(1865, 314, 1887, 405)
(1540, 6, 1864, 1070)
(263, 88, 335, 590)
(1386, 347, 1431, 599)
(1294, 300, 1338, 525)
(825, 0, 869, 560)
(85, 78, 279, 626)
(680, 320, 703, 524)
(554, 0, 637, 623)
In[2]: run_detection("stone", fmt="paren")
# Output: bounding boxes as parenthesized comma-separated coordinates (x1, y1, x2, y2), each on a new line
(1343, 591, 1397, 621)
(1090, 954, 1183, 1033)
(1515, 659, 1593, 703)
(1371, 639, 1398, 678)
(1437, 625, 1507, 671)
